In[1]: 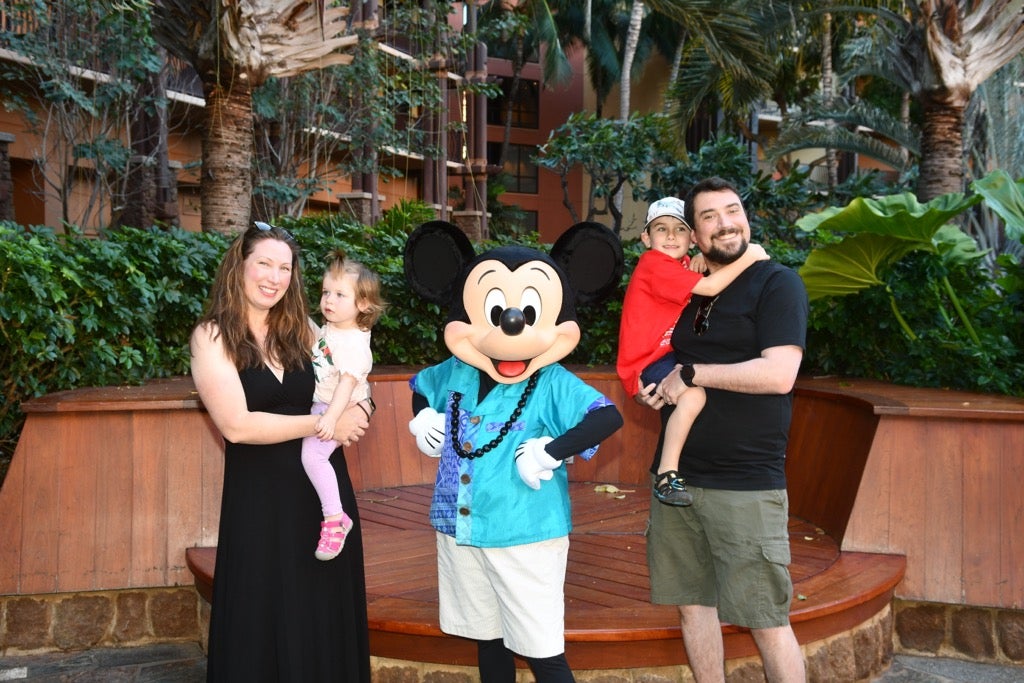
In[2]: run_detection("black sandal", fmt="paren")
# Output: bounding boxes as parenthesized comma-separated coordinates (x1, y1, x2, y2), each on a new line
(654, 470, 694, 507)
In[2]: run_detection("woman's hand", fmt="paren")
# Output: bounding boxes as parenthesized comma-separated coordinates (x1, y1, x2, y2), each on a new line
(333, 401, 370, 446)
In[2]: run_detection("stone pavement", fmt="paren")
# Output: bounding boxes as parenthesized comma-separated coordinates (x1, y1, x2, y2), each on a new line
(871, 655, 1024, 682)
(1, 645, 1022, 682)
(0, 643, 206, 682)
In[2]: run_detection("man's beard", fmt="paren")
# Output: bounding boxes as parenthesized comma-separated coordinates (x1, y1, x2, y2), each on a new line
(704, 234, 749, 266)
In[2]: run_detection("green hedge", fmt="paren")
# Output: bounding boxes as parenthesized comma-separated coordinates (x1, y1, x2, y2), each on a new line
(0, 206, 629, 473)
(3, 189, 1022, 483)
(0, 223, 223, 459)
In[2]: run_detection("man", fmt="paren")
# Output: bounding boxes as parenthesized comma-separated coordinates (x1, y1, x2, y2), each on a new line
(640, 176, 808, 682)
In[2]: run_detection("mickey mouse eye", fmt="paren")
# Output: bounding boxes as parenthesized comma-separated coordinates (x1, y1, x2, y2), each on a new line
(520, 287, 541, 326)
(484, 288, 507, 327)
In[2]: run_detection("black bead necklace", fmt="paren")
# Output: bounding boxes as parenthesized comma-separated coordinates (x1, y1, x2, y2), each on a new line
(449, 372, 539, 459)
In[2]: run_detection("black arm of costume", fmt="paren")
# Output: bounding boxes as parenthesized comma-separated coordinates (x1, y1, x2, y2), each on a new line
(544, 405, 624, 461)
(412, 391, 429, 414)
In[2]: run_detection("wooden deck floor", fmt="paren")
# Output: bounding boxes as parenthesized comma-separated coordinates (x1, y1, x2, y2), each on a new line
(354, 482, 905, 668)
(189, 481, 905, 668)
(189, 480, 904, 668)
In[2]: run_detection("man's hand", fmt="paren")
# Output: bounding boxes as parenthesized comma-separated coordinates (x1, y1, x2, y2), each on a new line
(658, 365, 688, 405)
(636, 378, 666, 410)
(408, 408, 445, 456)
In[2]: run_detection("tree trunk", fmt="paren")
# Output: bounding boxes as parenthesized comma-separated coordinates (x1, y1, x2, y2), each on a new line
(200, 77, 254, 234)
(822, 11, 838, 190)
(499, 32, 525, 170)
(917, 90, 966, 202)
(615, 0, 643, 217)
(620, 0, 643, 121)
(664, 42, 682, 116)
(120, 48, 177, 230)
(899, 91, 911, 169)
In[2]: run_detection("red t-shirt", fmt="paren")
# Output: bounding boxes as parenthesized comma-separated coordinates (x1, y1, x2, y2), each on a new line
(616, 250, 702, 396)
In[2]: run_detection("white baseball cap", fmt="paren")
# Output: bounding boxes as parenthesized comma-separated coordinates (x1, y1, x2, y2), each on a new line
(644, 197, 690, 231)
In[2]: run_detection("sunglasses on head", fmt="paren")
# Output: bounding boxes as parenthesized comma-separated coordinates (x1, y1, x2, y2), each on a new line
(252, 221, 295, 240)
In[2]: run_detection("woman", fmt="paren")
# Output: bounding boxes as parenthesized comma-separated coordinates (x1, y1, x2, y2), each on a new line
(190, 223, 372, 682)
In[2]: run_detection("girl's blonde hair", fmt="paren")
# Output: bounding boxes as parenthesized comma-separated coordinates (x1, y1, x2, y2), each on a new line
(324, 249, 386, 330)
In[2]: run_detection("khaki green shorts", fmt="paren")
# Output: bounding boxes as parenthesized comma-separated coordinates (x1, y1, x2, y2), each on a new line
(646, 485, 793, 629)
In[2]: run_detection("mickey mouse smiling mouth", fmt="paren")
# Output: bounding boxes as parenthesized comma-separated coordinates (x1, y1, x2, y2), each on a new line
(493, 358, 531, 379)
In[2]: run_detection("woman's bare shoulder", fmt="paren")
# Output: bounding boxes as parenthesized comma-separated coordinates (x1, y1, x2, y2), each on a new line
(190, 320, 223, 352)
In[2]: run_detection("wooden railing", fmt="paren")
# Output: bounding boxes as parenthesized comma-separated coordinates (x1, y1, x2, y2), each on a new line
(0, 8, 38, 35)
(1, 370, 1021, 610)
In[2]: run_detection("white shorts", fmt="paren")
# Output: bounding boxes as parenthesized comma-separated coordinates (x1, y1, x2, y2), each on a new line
(435, 531, 569, 658)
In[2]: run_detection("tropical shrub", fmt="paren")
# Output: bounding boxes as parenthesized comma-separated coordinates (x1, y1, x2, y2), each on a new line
(0, 222, 225, 473)
(797, 171, 1024, 395)
(4, 175, 1023, 488)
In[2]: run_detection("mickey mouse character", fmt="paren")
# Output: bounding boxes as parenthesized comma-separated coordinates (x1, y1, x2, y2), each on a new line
(405, 220, 625, 682)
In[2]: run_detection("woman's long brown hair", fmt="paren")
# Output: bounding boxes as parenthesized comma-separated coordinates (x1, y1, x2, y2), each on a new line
(196, 225, 314, 371)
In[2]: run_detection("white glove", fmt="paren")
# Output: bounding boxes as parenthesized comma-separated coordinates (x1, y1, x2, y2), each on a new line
(515, 436, 559, 490)
(408, 408, 445, 457)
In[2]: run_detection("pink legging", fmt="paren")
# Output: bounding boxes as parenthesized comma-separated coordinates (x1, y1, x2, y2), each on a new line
(301, 401, 342, 517)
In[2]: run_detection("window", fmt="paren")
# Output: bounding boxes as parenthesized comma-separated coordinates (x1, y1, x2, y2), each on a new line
(518, 210, 538, 233)
(487, 142, 538, 194)
(486, 78, 539, 129)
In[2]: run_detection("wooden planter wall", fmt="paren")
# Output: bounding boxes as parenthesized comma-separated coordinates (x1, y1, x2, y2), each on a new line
(1, 369, 1021, 611)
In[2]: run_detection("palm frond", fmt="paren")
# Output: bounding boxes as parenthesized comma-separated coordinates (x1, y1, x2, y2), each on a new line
(529, 0, 573, 86)
(770, 124, 914, 173)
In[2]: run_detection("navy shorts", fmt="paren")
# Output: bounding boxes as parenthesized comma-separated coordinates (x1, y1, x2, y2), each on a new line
(639, 352, 677, 390)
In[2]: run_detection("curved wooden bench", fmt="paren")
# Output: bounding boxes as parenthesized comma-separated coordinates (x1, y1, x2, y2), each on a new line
(186, 482, 905, 668)
(185, 370, 922, 668)
(8, 370, 1023, 669)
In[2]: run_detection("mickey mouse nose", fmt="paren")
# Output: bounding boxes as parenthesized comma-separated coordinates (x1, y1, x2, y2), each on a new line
(499, 308, 526, 336)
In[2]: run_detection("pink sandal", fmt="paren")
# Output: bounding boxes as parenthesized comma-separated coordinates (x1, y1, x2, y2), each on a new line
(315, 513, 354, 561)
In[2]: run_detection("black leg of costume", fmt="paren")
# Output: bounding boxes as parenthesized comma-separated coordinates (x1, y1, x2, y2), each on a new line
(477, 638, 516, 683)
(525, 653, 576, 683)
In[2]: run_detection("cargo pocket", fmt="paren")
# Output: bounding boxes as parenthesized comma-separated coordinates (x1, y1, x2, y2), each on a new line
(761, 539, 794, 611)
(761, 540, 791, 567)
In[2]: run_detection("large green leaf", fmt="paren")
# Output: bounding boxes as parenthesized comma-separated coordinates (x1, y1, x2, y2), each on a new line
(799, 233, 922, 300)
(795, 192, 980, 241)
(796, 190, 986, 301)
(971, 170, 1024, 243)
(933, 224, 989, 266)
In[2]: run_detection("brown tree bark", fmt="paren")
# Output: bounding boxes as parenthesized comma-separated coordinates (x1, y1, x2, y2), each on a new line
(917, 89, 967, 202)
(200, 76, 254, 234)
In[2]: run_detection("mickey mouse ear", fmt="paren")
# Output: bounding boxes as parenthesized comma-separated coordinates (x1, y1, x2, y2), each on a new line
(403, 220, 476, 304)
(549, 222, 624, 305)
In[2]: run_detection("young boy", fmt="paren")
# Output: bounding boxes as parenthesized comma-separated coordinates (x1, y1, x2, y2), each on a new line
(616, 197, 767, 505)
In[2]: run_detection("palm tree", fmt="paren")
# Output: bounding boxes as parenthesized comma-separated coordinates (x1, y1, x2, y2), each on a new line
(478, 0, 573, 169)
(151, 0, 357, 233)
(619, 0, 645, 120)
(650, 0, 782, 151)
(766, 3, 921, 180)
(839, 1, 1024, 201)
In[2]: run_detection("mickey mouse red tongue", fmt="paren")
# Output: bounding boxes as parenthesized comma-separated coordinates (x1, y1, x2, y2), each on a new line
(495, 360, 528, 378)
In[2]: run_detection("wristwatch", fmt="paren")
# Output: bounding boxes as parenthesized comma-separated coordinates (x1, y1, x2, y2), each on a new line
(679, 364, 697, 387)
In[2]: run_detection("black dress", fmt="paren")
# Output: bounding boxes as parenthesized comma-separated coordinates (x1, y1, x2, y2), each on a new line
(206, 363, 371, 682)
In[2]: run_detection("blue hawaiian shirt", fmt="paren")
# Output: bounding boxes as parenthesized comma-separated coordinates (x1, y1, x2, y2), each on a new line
(410, 357, 613, 547)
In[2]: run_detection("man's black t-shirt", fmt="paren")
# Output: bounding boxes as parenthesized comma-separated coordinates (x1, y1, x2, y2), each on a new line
(652, 260, 808, 491)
